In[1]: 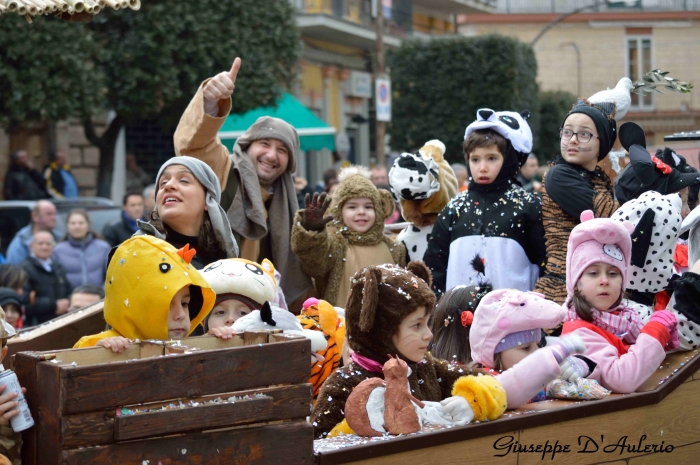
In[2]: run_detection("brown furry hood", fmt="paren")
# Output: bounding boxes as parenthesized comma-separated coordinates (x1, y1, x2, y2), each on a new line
(327, 166, 395, 245)
(345, 261, 436, 364)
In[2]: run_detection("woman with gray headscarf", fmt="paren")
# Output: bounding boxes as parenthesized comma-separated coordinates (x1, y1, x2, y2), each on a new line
(137, 156, 238, 269)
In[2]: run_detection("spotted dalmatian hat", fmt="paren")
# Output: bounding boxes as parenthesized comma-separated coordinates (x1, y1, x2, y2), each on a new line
(612, 191, 682, 293)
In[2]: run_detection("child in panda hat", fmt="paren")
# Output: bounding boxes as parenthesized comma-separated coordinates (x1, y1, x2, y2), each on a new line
(423, 109, 546, 297)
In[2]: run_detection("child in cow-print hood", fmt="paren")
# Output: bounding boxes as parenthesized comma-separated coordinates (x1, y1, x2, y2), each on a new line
(423, 109, 546, 298)
(291, 166, 406, 307)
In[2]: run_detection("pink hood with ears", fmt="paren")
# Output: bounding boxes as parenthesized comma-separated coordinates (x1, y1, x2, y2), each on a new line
(470, 289, 567, 368)
(566, 210, 634, 298)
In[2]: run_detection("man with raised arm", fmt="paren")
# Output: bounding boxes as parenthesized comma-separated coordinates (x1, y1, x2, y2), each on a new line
(174, 58, 314, 312)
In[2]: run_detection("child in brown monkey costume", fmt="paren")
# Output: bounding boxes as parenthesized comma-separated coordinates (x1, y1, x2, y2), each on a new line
(292, 167, 406, 307)
(310, 261, 507, 439)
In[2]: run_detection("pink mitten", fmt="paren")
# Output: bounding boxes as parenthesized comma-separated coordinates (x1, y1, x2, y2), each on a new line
(645, 310, 679, 350)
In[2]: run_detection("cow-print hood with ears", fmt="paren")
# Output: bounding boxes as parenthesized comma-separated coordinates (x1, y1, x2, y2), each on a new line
(464, 109, 533, 193)
(612, 191, 682, 293)
(327, 166, 395, 246)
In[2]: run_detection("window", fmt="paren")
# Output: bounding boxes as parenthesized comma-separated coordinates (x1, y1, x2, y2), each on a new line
(626, 36, 653, 110)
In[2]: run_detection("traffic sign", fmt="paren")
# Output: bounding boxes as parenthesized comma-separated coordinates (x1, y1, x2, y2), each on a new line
(376, 77, 391, 122)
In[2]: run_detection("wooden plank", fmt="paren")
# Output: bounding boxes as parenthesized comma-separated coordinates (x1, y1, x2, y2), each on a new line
(61, 411, 114, 447)
(115, 395, 274, 441)
(60, 384, 312, 447)
(14, 352, 40, 465)
(178, 333, 245, 350)
(6, 302, 105, 368)
(59, 338, 311, 414)
(36, 362, 62, 465)
(245, 329, 271, 345)
(517, 380, 700, 465)
(329, 431, 519, 465)
(61, 421, 314, 465)
(627, 439, 700, 464)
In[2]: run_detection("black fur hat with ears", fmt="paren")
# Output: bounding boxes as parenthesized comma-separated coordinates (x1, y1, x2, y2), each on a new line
(345, 261, 435, 364)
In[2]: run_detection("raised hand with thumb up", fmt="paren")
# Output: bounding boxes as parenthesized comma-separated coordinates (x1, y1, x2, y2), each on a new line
(203, 58, 241, 102)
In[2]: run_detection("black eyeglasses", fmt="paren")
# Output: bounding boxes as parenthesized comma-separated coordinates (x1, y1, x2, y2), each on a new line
(559, 128, 599, 143)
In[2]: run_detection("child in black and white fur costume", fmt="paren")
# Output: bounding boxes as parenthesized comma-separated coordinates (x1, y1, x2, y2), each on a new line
(423, 109, 546, 298)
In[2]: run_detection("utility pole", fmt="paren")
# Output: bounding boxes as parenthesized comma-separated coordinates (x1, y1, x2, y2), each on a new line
(375, 0, 386, 168)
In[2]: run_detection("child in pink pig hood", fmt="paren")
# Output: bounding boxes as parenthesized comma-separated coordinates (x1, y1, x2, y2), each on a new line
(561, 210, 679, 393)
(470, 288, 587, 409)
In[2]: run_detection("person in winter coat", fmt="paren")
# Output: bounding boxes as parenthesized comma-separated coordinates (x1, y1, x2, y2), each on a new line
(173, 57, 313, 312)
(53, 209, 110, 290)
(291, 167, 406, 307)
(311, 261, 507, 439)
(102, 193, 144, 248)
(561, 211, 679, 393)
(43, 151, 79, 199)
(423, 109, 545, 298)
(20, 231, 71, 326)
(3, 150, 48, 201)
(5, 200, 62, 265)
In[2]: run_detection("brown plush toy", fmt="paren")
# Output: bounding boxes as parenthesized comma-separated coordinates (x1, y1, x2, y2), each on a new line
(345, 355, 424, 436)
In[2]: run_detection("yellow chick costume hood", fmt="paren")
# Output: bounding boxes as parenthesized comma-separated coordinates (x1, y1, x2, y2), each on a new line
(74, 236, 215, 348)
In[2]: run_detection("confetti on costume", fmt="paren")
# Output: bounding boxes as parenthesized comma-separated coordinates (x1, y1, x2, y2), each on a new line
(424, 109, 545, 298)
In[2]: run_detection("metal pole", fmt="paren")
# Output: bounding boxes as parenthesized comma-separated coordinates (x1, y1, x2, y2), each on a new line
(375, 0, 386, 168)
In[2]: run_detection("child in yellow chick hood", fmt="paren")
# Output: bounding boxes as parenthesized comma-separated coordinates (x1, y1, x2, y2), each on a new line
(74, 236, 234, 351)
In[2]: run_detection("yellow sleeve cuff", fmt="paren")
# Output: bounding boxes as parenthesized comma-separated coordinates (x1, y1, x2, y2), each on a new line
(451, 374, 507, 421)
(329, 418, 356, 437)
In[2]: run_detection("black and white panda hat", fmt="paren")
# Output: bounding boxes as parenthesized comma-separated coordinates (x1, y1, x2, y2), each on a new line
(464, 109, 533, 167)
(612, 191, 682, 293)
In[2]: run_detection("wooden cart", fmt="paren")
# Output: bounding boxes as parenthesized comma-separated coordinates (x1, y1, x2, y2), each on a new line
(313, 349, 700, 465)
(14, 330, 314, 465)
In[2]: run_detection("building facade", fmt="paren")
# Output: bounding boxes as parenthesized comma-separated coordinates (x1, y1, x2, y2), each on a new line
(460, 0, 700, 167)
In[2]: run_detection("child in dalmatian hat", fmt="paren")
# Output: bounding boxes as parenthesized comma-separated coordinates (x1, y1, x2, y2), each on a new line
(423, 109, 546, 298)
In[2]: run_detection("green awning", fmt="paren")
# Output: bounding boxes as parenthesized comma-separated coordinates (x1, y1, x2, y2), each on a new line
(218, 93, 336, 152)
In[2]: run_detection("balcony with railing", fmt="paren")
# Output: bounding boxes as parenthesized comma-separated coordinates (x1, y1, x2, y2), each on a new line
(494, 0, 700, 13)
(295, 0, 413, 49)
(413, 0, 496, 14)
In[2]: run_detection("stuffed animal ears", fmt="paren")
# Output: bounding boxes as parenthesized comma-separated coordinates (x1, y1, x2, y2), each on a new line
(260, 302, 276, 326)
(359, 268, 381, 332)
(406, 261, 432, 288)
(630, 209, 655, 268)
(378, 189, 395, 219)
(619, 122, 646, 151)
(260, 259, 277, 289)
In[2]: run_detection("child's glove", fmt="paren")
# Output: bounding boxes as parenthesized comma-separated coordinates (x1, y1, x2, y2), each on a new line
(549, 334, 586, 364)
(301, 192, 334, 232)
(647, 310, 679, 350)
(559, 356, 590, 382)
(440, 396, 474, 423)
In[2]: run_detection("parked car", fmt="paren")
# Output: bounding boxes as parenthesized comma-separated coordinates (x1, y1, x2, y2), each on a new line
(0, 197, 121, 255)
